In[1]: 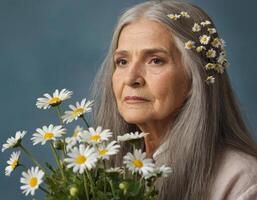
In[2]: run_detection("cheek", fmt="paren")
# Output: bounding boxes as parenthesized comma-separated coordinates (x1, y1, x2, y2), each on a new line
(112, 72, 122, 99)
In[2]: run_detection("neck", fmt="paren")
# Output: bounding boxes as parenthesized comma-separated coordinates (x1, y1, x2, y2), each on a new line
(137, 121, 169, 158)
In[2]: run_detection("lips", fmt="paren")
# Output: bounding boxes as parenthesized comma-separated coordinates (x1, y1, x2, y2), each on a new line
(124, 96, 149, 103)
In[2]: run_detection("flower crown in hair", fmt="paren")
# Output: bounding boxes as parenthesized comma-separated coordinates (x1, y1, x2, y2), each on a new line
(167, 11, 229, 84)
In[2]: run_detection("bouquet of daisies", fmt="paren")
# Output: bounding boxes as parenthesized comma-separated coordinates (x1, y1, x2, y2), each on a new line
(2, 89, 172, 200)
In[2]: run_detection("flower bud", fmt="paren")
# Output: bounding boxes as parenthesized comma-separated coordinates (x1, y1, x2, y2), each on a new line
(53, 140, 64, 150)
(69, 186, 79, 197)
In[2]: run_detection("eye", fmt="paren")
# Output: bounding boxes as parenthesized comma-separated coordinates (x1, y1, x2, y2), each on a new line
(115, 58, 128, 67)
(149, 57, 165, 65)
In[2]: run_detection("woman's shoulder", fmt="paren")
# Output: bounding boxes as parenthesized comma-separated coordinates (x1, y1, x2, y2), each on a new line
(210, 147, 257, 200)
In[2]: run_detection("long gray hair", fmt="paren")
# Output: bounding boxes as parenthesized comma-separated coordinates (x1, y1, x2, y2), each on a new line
(90, 1, 257, 199)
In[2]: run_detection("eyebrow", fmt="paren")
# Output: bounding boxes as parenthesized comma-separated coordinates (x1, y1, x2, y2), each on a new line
(113, 48, 170, 57)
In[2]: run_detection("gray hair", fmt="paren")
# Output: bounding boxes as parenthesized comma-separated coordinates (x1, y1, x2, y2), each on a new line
(90, 1, 257, 199)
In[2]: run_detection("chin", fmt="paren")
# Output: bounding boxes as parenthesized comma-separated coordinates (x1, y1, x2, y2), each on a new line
(121, 113, 150, 124)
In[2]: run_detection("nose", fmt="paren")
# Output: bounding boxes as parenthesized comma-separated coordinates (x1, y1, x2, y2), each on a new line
(124, 61, 145, 87)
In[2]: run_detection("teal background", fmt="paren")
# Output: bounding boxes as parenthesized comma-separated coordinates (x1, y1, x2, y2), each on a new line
(0, 0, 256, 199)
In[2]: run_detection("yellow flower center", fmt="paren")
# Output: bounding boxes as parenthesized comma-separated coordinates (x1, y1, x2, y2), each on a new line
(133, 159, 143, 168)
(73, 108, 84, 117)
(44, 132, 54, 140)
(11, 159, 18, 169)
(90, 134, 101, 142)
(48, 97, 61, 105)
(29, 177, 38, 188)
(99, 149, 108, 156)
(75, 155, 87, 164)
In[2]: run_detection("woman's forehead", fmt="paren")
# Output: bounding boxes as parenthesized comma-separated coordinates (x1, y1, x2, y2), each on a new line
(117, 18, 175, 53)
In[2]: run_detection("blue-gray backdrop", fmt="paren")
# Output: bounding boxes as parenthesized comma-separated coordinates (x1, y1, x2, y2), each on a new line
(0, 0, 256, 199)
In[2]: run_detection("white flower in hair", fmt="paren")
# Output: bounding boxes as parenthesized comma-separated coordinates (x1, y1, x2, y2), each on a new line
(208, 28, 216, 34)
(192, 23, 201, 32)
(205, 63, 215, 70)
(180, 11, 190, 18)
(206, 48, 216, 58)
(200, 20, 211, 26)
(199, 35, 211, 45)
(196, 45, 206, 52)
(206, 76, 215, 84)
(214, 64, 225, 74)
(185, 40, 195, 49)
(211, 38, 221, 48)
(167, 14, 181, 20)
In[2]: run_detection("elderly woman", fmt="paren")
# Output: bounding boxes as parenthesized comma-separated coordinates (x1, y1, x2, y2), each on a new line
(90, 1, 257, 199)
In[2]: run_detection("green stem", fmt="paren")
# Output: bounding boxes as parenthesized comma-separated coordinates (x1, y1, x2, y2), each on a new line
(103, 160, 106, 193)
(85, 169, 96, 200)
(81, 115, 90, 129)
(19, 144, 46, 174)
(83, 173, 90, 200)
(107, 177, 116, 198)
(50, 142, 65, 180)
(55, 106, 67, 155)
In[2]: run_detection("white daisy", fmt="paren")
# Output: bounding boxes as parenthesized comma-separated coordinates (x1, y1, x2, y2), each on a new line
(81, 126, 112, 145)
(106, 167, 124, 174)
(214, 64, 225, 74)
(65, 137, 77, 152)
(64, 144, 98, 173)
(196, 45, 206, 53)
(144, 165, 172, 179)
(208, 28, 216, 34)
(184, 40, 195, 49)
(62, 98, 94, 124)
(167, 14, 181, 20)
(192, 23, 201, 32)
(206, 48, 216, 58)
(36, 89, 73, 109)
(117, 132, 149, 142)
(211, 38, 221, 48)
(31, 124, 66, 145)
(123, 149, 155, 177)
(20, 166, 44, 196)
(2, 131, 26, 152)
(200, 20, 211, 27)
(205, 76, 215, 84)
(204, 63, 216, 70)
(5, 151, 21, 176)
(199, 35, 211, 45)
(180, 11, 190, 18)
(96, 141, 120, 160)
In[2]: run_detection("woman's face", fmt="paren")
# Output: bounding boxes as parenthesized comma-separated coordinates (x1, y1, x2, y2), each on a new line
(112, 19, 190, 127)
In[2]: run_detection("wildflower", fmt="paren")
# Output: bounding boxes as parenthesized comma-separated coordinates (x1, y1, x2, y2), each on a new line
(167, 14, 181, 20)
(211, 38, 221, 48)
(184, 40, 195, 49)
(199, 35, 211, 45)
(97, 141, 120, 160)
(5, 151, 21, 176)
(192, 23, 201, 32)
(123, 149, 155, 177)
(200, 20, 211, 26)
(2, 131, 26, 152)
(20, 166, 44, 196)
(208, 28, 216, 34)
(205, 76, 215, 84)
(206, 48, 216, 58)
(106, 167, 124, 174)
(196, 45, 206, 53)
(31, 124, 66, 145)
(81, 126, 112, 145)
(215, 64, 225, 74)
(180, 11, 190, 18)
(36, 89, 72, 109)
(62, 98, 94, 124)
(117, 132, 149, 142)
(64, 144, 98, 173)
(205, 63, 216, 70)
